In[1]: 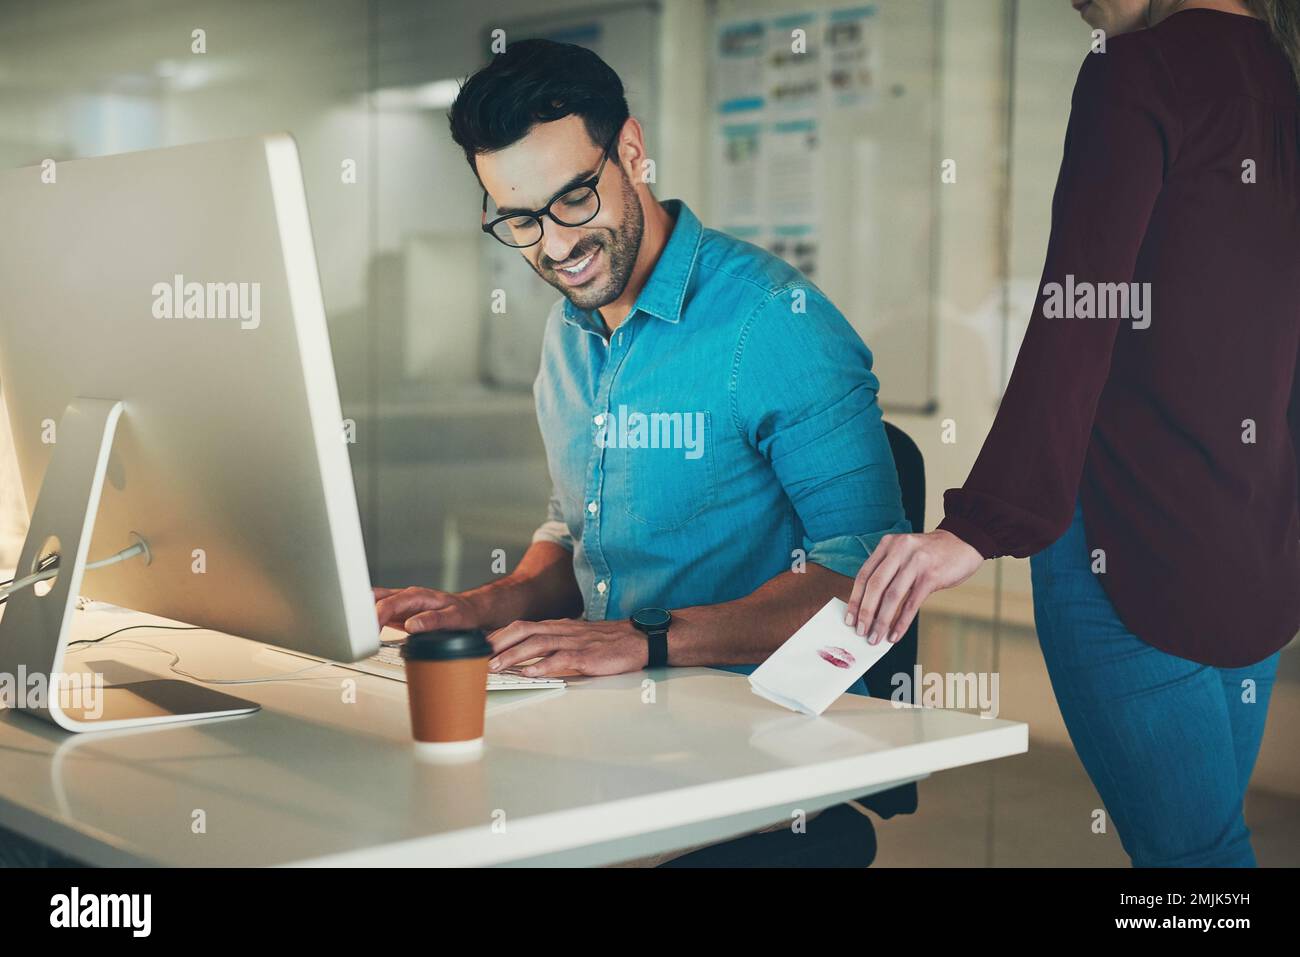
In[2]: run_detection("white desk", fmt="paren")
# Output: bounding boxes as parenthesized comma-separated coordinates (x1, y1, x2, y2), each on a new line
(0, 607, 1028, 866)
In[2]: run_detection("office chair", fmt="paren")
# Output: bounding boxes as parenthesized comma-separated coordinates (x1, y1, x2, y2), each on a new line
(856, 421, 924, 818)
(660, 421, 924, 867)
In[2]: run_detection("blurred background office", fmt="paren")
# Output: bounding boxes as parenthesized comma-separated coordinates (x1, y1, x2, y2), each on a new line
(0, 0, 1295, 865)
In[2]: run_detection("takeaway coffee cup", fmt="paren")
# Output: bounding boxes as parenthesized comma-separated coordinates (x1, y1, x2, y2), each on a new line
(401, 629, 493, 758)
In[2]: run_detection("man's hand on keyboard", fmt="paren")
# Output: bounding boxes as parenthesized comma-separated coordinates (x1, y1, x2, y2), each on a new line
(486, 618, 648, 678)
(373, 586, 482, 634)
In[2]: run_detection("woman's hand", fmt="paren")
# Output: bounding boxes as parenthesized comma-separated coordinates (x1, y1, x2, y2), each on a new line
(844, 530, 985, 644)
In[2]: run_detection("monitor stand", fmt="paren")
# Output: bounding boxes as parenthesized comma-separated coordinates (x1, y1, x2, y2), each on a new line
(0, 397, 259, 733)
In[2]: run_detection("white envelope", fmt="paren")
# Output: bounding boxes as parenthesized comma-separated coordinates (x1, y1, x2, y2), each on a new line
(749, 597, 898, 716)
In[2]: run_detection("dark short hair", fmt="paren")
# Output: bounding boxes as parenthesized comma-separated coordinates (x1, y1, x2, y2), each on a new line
(448, 38, 630, 175)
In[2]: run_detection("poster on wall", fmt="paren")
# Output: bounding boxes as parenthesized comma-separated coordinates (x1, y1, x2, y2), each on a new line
(715, 20, 766, 112)
(825, 5, 880, 110)
(711, 1, 939, 414)
(763, 117, 821, 278)
(713, 8, 877, 278)
(768, 227, 819, 280)
(716, 121, 763, 232)
(765, 12, 821, 114)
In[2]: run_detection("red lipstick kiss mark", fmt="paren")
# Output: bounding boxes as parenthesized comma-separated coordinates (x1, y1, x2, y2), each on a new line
(817, 646, 855, 669)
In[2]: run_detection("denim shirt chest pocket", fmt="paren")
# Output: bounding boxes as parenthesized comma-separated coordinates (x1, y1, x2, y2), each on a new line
(618, 410, 716, 531)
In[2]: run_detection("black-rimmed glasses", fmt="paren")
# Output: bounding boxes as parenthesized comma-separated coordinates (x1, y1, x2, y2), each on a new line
(480, 129, 620, 248)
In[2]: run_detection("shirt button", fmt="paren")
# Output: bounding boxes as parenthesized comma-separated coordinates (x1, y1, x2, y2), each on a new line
(594, 413, 606, 426)
(587, 501, 598, 514)
(596, 580, 608, 595)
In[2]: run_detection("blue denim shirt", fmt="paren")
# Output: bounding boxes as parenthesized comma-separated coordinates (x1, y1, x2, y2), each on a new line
(532, 199, 909, 638)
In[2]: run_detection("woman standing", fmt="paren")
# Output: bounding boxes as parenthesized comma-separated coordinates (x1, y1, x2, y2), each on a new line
(847, 0, 1300, 867)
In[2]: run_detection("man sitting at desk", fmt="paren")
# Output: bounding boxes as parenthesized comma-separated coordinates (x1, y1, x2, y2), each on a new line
(375, 39, 909, 680)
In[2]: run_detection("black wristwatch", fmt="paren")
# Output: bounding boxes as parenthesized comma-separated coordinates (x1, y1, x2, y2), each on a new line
(631, 607, 672, 668)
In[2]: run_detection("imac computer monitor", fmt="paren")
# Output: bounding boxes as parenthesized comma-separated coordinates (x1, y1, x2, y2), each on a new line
(0, 134, 380, 732)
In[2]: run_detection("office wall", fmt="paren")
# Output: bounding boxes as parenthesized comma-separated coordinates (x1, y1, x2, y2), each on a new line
(0, 0, 995, 590)
(0, 0, 1060, 628)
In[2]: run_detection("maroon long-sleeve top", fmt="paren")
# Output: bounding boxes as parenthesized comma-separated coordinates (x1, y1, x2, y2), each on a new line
(938, 10, 1300, 667)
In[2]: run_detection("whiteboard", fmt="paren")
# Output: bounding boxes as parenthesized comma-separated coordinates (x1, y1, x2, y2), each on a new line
(710, 0, 942, 412)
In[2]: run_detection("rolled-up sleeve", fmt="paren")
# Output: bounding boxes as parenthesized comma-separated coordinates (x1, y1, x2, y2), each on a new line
(731, 285, 910, 578)
(530, 485, 574, 551)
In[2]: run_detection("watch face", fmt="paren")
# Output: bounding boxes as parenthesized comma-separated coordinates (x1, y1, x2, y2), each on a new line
(633, 607, 671, 629)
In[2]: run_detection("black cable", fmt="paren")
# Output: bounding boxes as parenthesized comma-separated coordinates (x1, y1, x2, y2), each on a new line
(67, 623, 202, 648)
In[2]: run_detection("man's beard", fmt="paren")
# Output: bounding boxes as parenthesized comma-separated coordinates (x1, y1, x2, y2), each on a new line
(536, 171, 644, 311)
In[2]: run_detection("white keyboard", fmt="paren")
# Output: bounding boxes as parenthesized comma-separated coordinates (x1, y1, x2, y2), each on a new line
(363, 643, 566, 690)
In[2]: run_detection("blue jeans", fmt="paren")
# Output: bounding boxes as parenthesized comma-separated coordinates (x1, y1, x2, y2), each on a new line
(1030, 499, 1280, 867)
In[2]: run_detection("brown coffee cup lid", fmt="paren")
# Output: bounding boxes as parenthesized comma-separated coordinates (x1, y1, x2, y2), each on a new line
(401, 629, 493, 661)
